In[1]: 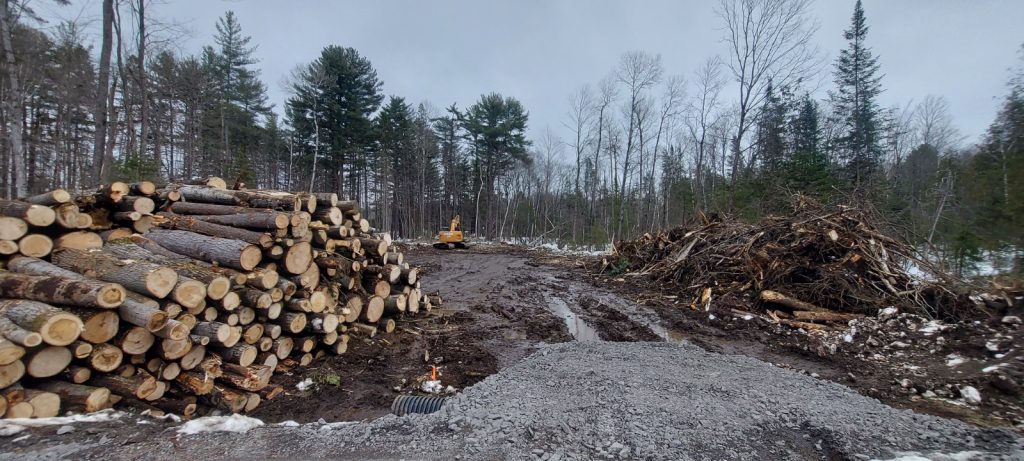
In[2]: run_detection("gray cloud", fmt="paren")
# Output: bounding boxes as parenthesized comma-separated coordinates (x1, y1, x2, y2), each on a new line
(36, 0, 1024, 149)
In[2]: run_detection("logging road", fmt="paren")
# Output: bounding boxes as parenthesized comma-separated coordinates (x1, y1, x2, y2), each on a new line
(2, 246, 1022, 460)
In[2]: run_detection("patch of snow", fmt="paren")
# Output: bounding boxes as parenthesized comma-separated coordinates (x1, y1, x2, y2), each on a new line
(742, 315, 753, 321)
(708, 314, 716, 320)
(276, 420, 300, 427)
(982, 363, 1008, 373)
(879, 307, 898, 319)
(873, 451, 984, 461)
(0, 410, 124, 436)
(985, 340, 1001, 352)
(421, 380, 443, 394)
(918, 321, 945, 335)
(177, 414, 264, 435)
(959, 386, 982, 405)
(843, 334, 854, 343)
(295, 378, 314, 391)
(945, 355, 965, 367)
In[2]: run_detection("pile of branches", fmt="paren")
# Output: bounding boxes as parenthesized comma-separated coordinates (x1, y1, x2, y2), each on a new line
(612, 197, 974, 322)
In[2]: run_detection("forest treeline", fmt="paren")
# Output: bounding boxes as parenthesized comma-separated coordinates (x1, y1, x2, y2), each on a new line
(0, 0, 1020, 275)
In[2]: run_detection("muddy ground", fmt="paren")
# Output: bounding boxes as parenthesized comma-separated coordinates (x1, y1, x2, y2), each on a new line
(252, 243, 1022, 430)
(2, 243, 1021, 458)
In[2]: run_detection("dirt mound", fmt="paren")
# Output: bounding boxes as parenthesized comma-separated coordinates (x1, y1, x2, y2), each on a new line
(610, 196, 976, 321)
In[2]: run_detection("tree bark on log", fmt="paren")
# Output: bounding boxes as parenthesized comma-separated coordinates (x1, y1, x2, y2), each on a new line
(0, 272, 125, 309)
(0, 200, 56, 226)
(35, 381, 111, 413)
(0, 299, 83, 346)
(91, 372, 157, 400)
(51, 248, 178, 299)
(157, 213, 274, 248)
(145, 229, 261, 271)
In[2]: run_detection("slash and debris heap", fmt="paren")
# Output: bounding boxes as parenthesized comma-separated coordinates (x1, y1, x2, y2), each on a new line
(609, 197, 981, 329)
(0, 178, 440, 419)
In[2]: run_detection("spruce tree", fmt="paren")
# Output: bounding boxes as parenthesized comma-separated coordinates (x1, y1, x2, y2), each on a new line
(831, 0, 884, 189)
(787, 95, 832, 200)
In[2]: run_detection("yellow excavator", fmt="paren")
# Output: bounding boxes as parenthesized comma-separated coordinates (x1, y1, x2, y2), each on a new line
(435, 215, 467, 249)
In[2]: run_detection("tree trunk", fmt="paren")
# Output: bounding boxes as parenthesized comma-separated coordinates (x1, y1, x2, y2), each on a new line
(0, 272, 125, 309)
(0, 0, 27, 198)
(157, 213, 274, 247)
(0, 200, 56, 226)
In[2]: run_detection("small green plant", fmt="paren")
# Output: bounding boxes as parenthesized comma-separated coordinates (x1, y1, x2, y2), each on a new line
(606, 255, 631, 275)
(310, 371, 342, 387)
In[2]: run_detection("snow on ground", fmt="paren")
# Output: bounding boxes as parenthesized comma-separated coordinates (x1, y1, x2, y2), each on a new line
(0, 410, 124, 436)
(177, 414, 264, 435)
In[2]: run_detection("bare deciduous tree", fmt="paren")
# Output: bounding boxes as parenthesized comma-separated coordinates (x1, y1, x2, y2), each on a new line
(717, 0, 820, 201)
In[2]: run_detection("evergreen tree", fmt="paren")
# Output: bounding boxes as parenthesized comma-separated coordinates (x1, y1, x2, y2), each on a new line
(831, 0, 884, 188)
(786, 95, 833, 200)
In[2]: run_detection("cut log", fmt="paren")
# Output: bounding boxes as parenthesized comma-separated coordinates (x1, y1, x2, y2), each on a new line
(282, 241, 313, 274)
(233, 287, 272, 309)
(0, 361, 24, 389)
(145, 229, 262, 271)
(361, 296, 385, 323)
(0, 272, 125, 309)
(179, 344, 206, 371)
(51, 248, 178, 299)
(383, 294, 408, 315)
(792, 310, 865, 323)
(400, 267, 419, 285)
(0, 217, 28, 241)
(36, 382, 110, 413)
(23, 389, 61, 417)
(205, 385, 248, 412)
(159, 338, 192, 361)
(91, 373, 158, 400)
(0, 200, 56, 226)
(157, 213, 274, 248)
(87, 343, 123, 372)
(119, 295, 169, 332)
(0, 316, 42, 347)
(53, 203, 81, 229)
(55, 229, 104, 251)
(153, 319, 190, 341)
(192, 322, 232, 344)
(25, 346, 72, 378)
(70, 340, 94, 359)
(276, 312, 307, 334)
(25, 189, 71, 206)
(759, 290, 828, 313)
(62, 365, 92, 384)
(219, 363, 272, 391)
(129, 181, 157, 196)
(18, 234, 53, 257)
(117, 196, 155, 214)
(216, 343, 257, 366)
(0, 240, 18, 255)
(0, 299, 83, 346)
(0, 339, 24, 366)
(116, 326, 155, 355)
(189, 213, 289, 231)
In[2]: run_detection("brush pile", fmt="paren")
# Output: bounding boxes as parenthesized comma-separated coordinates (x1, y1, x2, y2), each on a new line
(0, 178, 439, 419)
(611, 197, 975, 328)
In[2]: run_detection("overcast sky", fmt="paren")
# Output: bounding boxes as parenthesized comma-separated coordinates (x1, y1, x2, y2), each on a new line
(34, 0, 1024, 149)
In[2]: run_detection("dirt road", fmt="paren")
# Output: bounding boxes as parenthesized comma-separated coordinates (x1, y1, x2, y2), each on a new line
(1, 245, 1021, 460)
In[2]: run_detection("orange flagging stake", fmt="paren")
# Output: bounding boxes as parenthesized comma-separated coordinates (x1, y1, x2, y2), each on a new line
(431, 365, 438, 381)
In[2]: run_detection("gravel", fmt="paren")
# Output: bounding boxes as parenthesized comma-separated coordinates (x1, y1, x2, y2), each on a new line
(15, 340, 1018, 461)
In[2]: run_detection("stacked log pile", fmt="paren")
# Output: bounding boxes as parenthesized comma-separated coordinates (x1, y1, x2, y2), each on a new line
(609, 196, 976, 327)
(0, 179, 439, 419)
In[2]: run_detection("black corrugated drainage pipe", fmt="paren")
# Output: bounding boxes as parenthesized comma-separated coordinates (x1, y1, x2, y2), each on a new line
(391, 394, 447, 416)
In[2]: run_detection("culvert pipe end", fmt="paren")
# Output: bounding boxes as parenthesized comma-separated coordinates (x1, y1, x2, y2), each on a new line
(392, 394, 447, 416)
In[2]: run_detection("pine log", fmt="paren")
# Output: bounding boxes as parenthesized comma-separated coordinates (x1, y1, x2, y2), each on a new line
(24, 346, 72, 377)
(0, 217, 28, 241)
(0, 200, 56, 226)
(0, 299, 83, 346)
(383, 294, 408, 315)
(188, 212, 289, 231)
(145, 229, 261, 271)
(308, 314, 339, 334)
(51, 248, 178, 299)
(291, 262, 319, 290)
(400, 267, 419, 285)
(18, 234, 53, 257)
(233, 287, 272, 309)
(271, 337, 293, 360)
(0, 272, 125, 309)
(117, 196, 155, 214)
(276, 312, 307, 334)
(343, 297, 363, 323)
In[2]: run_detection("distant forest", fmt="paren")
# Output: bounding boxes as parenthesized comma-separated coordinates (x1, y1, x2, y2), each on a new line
(0, 0, 1021, 275)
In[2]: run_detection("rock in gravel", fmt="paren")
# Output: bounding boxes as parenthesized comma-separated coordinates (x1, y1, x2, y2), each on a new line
(8, 342, 1023, 461)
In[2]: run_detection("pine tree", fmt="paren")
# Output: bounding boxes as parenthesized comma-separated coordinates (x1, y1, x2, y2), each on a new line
(787, 95, 833, 200)
(831, 0, 884, 189)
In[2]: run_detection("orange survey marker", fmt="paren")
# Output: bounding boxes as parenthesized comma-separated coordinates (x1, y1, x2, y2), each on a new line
(431, 365, 438, 381)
